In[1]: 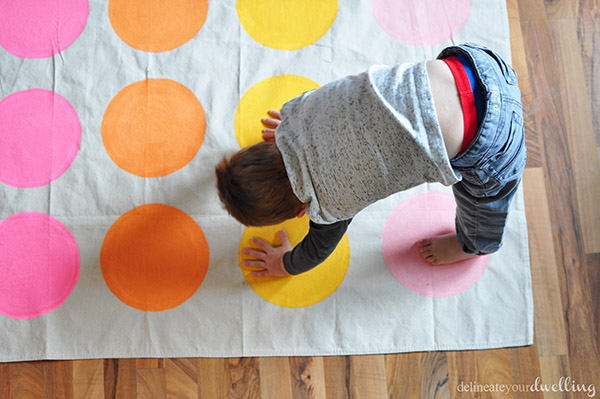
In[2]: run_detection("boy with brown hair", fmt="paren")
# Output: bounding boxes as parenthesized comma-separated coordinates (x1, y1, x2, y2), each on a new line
(216, 43, 526, 278)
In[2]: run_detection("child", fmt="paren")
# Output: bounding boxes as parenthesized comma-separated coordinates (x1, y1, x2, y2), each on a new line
(216, 43, 526, 277)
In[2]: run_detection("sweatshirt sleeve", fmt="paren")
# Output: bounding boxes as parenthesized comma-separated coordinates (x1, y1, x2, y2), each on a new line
(282, 219, 352, 275)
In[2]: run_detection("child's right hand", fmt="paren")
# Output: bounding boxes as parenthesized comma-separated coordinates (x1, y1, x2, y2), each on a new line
(261, 109, 281, 142)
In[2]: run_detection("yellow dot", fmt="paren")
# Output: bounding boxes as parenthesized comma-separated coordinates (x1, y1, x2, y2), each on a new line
(234, 75, 319, 148)
(239, 216, 349, 308)
(237, 0, 337, 50)
(109, 0, 209, 52)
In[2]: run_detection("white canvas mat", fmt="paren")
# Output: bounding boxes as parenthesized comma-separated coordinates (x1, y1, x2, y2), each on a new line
(0, 0, 533, 361)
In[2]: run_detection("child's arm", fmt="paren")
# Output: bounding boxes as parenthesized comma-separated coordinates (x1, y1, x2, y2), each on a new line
(283, 219, 351, 275)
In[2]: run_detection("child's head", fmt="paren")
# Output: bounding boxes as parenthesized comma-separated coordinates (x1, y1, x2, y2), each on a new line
(216, 141, 304, 226)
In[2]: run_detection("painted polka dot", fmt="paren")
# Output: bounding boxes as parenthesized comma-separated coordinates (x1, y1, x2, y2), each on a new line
(0, 89, 81, 188)
(109, 0, 208, 52)
(371, 0, 471, 46)
(0, 213, 80, 320)
(240, 216, 349, 308)
(100, 204, 209, 312)
(101, 79, 205, 178)
(0, 0, 88, 59)
(381, 191, 488, 298)
(235, 75, 319, 148)
(237, 0, 337, 50)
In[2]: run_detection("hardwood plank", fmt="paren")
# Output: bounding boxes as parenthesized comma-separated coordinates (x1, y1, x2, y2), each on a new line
(420, 352, 450, 399)
(507, 0, 546, 171)
(447, 351, 478, 399)
(137, 369, 166, 399)
(522, 168, 568, 356)
(289, 357, 326, 399)
(258, 358, 292, 399)
(44, 361, 74, 399)
(514, 0, 547, 21)
(225, 358, 260, 399)
(73, 360, 104, 399)
(347, 355, 388, 399)
(508, 0, 543, 169)
(548, 17, 600, 253)
(0, 363, 11, 399)
(165, 359, 198, 399)
(11, 362, 44, 399)
(136, 359, 162, 370)
(508, 338, 543, 399)
(519, 0, 600, 392)
(575, 0, 600, 153)
(322, 356, 350, 399)
(385, 353, 422, 398)
(544, 0, 575, 19)
(476, 350, 514, 399)
(538, 355, 574, 399)
(104, 359, 137, 399)
(197, 359, 228, 399)
(588, 253, 600, 351)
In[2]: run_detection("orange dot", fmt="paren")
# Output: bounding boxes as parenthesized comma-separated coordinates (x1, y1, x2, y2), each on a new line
(102, 79, 205, 178)
(109, 0, 208, 52)
(100, 204, 210, 312)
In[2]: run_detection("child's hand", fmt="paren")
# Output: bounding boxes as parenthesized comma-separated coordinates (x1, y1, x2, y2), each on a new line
(242, 229, 292, 277)
(261, 109, 281, 142)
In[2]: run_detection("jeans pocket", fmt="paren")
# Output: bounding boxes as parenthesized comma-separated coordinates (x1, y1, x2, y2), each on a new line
(465, 43, 519, 86)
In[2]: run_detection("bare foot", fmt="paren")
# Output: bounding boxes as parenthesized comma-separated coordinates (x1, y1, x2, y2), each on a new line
(418, 234, 477, 266)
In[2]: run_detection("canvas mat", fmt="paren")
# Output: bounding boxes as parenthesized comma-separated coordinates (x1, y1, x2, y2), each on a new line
(0, 0, 533, 361)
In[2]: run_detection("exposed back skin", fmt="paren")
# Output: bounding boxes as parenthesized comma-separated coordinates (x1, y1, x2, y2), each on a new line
(427, 59, 465, 159)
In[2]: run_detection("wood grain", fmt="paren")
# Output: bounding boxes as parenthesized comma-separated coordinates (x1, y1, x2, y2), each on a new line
(197, 358, 228, 399)
(538, 355, 574, 399)
(347, 355, 388, 399)
(164, 359, 197, 399)
(73, 360, 104, 399)
(522, 168, 568, 356)
(385, 352, 423, 398)
(258, 358, 292, 399)
(0, 363, 11, 399)
(322, 356, 350, 399)
(11, 362, 44, 399)
(547, 17, 600, 254)
(290, 357, 326, 398)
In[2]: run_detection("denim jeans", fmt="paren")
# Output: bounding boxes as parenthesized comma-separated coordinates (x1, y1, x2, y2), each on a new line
(438, 43, 527, 255)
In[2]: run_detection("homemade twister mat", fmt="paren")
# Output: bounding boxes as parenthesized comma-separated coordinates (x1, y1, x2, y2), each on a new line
(0, 0, 533, 361)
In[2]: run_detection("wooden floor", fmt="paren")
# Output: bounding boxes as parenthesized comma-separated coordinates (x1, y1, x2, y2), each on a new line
(2, 0, 599, 398)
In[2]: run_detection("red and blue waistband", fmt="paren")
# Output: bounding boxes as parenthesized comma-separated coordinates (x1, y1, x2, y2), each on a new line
(441, 53, 485, 153)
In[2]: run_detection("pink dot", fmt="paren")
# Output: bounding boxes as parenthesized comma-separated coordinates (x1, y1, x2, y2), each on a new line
(0, 0, 89, 59)
(0, 89, 81, 188)
(371, 0, 471, 46)
(0, 213, 80, 320)
(381, 191, 488, 298)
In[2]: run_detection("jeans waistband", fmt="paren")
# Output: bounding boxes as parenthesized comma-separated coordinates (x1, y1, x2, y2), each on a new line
(437, 43, 522, 167)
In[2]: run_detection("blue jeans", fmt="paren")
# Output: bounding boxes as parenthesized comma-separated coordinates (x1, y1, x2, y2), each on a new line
(438, 43, 526, 255)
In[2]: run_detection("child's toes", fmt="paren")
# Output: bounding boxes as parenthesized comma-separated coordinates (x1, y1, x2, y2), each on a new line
(418, 238, 432, 248)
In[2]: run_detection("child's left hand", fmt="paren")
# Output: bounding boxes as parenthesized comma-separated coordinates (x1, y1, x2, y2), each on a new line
(242, 229, 292, 277)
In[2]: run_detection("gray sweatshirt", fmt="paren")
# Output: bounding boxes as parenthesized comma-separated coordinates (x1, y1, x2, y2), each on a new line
(276, 61, 459, 224)
(275, 61, 460, 273)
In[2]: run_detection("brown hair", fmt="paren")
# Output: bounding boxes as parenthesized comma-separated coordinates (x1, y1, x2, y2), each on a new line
(215, 141, 303, 226)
